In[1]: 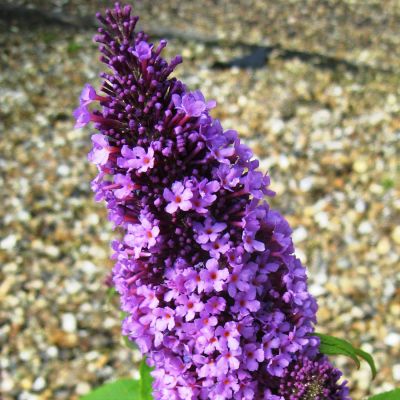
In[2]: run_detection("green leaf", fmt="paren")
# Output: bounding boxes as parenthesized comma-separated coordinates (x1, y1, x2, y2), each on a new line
(315, 332, 377, 379)
(80, 378, 140, 400)
(318, 341, 360, 369)
(123, 335, 138, 350)
(106, 287, 118, 304)
(140, 358, 154, 400)
(369, 388, 400, 399)
(315, 333, 360, 368)
(355, 347, 377, 380)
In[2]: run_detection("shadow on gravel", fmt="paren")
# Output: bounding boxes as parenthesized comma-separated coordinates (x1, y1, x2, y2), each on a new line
(1, 3, 395, 76)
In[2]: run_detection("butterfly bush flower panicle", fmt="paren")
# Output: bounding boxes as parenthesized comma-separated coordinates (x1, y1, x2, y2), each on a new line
(77, 3, 350, 399)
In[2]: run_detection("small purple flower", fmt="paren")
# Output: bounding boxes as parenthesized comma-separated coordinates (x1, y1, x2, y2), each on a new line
(198, 179, 220, 202)
(195, 313, 218, 332)
(214, 375, 239, 399)
(193, 218, 227, 244)
(132, 41, 153, 61)
(215, 321, 240, 351)
(163, 181, 193, 213)
(140, 217, 160, 249)
(204, 296, 226, 315)
(79, 83, 97, 106)
(243, 343, 264, 371)
(87, 134, 112, 166)
(216, 348, 241, 373)
(176, 294, 204, 321)
(73, 104, 91, 128)
(214, 163, 243, 191)
(114, 173, 137, 199)
(172, 90, 216, 117)
(195, 329, 221, 355)
(137, 285, 160, 309)
(243, 230, 265, 253)
(231, 289, 260, 316)
(153, 307, 175, 331)
(227, 264, 250, 297)
(201, 233, 231, 258)
(267, 354, 290, 377)
(262, 333, 281, 359)
(118, 145, 155, 173)
(124, 224, 146, 258)
(198, 259, 229, 293)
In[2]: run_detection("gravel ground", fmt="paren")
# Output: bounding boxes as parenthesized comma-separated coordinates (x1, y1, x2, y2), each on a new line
(0, 1, 399, 399)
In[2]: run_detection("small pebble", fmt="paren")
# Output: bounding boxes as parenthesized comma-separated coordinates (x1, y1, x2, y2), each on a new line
(61, 313, 77, 333)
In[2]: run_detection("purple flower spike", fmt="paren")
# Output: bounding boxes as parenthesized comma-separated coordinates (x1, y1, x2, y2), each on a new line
(81, 3, 350, 399)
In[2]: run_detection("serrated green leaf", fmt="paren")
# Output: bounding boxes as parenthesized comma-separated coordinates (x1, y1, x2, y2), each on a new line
(369, 388, 400, 399)
(140, 358, 154, 400)
(355, 347, 377, 380)
(80, 378, 139, 400)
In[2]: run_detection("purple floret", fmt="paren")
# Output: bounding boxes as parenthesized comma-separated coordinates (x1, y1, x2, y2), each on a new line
(77, 3, 350, 399)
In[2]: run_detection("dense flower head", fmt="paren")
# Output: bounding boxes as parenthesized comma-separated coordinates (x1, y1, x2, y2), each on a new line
(77, 3, 350, 399)
(278, 355, 350, 400)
